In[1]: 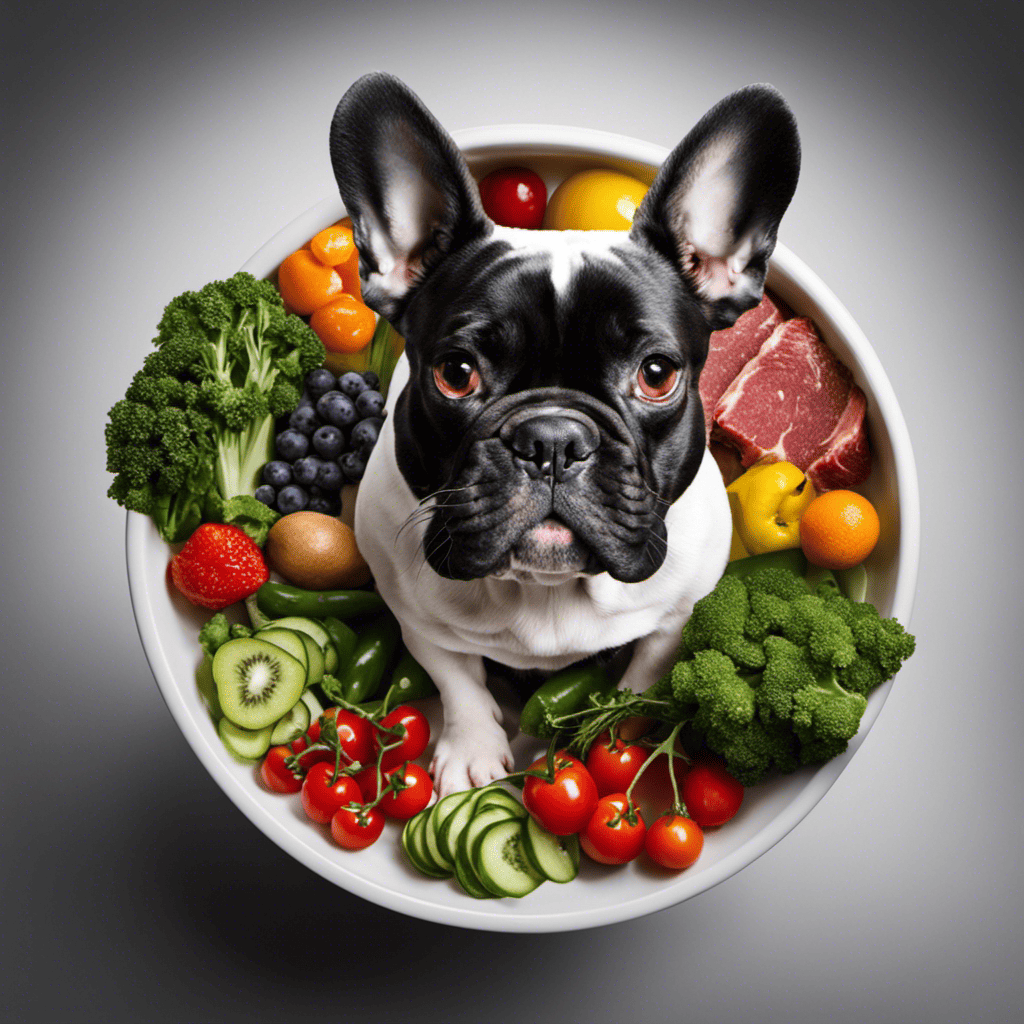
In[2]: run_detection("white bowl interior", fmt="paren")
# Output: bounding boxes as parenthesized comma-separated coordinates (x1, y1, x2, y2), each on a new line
(128, 124, 920, 932)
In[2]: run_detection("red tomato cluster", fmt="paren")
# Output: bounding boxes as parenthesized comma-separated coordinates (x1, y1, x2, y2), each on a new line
(259, 703, 432, 851)
(523, 732, 745, 872)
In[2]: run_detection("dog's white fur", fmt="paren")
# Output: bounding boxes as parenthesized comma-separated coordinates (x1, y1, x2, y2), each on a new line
(356, 326, 731, 796)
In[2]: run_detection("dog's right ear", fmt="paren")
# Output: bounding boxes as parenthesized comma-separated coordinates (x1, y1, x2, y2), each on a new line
(329, 72, 490, 326)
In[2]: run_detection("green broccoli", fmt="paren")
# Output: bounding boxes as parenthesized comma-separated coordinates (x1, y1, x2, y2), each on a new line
(678, 572, 766, 669)
(106, 272, 324, 543)
(198, 613, 232, 659)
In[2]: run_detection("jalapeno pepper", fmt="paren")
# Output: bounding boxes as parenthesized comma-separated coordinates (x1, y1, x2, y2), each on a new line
(339, 612, 402, 703)
(723, 548, 809, 583)
(255, 582, 386, 621)
(322, 616, 359, 675)
(359, 650, 438, 714)
(519, 663, 612, 739)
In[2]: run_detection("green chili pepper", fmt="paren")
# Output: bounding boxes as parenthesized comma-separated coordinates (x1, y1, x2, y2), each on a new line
(322, 616, 359, 675)
(255, 582, 386, 621)
(722, 548, 808, 583)
(340, 612, 402, 703)
(379, 649, 437, 708)
(519, 663, 612, 739)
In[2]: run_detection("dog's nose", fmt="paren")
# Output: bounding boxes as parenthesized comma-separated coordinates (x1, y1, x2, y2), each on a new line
(509, 414, 600, 481)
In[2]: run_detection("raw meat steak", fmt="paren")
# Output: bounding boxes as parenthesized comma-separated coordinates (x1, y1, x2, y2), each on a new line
(699, 293, 784, 441)
(712, 317, 871, 491)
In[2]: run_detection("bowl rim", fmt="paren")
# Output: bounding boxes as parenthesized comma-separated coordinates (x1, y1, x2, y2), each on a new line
(127, 121, 920, 932)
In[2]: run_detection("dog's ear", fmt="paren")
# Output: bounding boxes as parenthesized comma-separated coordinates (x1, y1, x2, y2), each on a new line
(630, 85, 800, 329)
(329, 72, 490, 325)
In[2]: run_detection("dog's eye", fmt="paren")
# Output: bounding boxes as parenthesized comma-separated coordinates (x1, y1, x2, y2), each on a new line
(433, 355, 481, 399)
(636, 356, 679, 401)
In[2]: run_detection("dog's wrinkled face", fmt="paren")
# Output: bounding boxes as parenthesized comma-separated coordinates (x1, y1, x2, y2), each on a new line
(330, 74, 799, 584)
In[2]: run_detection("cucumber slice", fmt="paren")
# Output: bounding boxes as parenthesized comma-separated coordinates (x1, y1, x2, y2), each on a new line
(402, 811, 451, 879)
(269, 616, 331, 652)
(522, 814, 580, 883)
(213, 637, 307, 730)
(438, 787, 491, 864)
(269, 698, 310, 745)
(255, 628, 309, 676)
(473, 820, 545, 898)
(300, 688, 324, 721)
(456, 806, 517, 898)
(424, 791, 473, 872)
(295, 631, 325, 687)
(323, 639, 338, 675)
(218, 718, 273, 761)
(475, 787, 527, 818)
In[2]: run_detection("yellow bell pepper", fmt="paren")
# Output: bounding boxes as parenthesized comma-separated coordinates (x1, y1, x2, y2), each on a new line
(726, 461, 817, 561)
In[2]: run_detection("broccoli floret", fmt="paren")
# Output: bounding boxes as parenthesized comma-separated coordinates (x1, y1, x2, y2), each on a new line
(695, 713, 800, 787)
(106, 272, 324, 542)
(679, 573, 766, 669)
(198, 613, 232, 659)
(672, 649, 757, 729)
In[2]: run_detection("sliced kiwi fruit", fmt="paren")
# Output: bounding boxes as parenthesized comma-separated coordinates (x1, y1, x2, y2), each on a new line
(270, 698, 311, 746)
(218, 718, 274, 761)
(255, 628, 309, 675)
(213, 637, 307, 730)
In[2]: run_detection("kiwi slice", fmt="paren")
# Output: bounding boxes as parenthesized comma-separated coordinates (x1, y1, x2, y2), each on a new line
(255, 628, 309, 678)
(218, 718, 274, 761)
(213, 637, 307, 730)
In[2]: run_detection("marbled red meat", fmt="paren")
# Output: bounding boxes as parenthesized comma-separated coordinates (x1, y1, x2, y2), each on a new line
(712, 317, 871, 491)
(699, 293, 783, 441)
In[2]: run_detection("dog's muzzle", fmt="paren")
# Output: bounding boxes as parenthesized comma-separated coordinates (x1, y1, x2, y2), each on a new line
(499, 407, 601, 483)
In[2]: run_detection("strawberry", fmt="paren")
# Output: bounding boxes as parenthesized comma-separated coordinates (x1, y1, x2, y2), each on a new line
(169, 523, 269, 610)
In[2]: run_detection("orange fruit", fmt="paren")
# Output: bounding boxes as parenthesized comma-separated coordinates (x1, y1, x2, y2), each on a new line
(276, 249, 343, 315)
(799, 490, 880, 570)
(309, 293, 377, 354)
(310, 224, 356, 267)
(543, 169, 649, 230)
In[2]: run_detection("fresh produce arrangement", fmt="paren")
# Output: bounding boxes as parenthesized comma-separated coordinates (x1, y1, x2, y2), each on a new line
(109, 157, 916, 903)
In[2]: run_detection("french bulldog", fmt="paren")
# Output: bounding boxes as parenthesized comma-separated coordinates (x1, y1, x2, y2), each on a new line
(329, 73, 800, 795)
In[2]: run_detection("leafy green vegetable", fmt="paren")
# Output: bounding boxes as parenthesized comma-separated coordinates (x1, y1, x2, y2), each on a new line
(106, 272, 325, 543)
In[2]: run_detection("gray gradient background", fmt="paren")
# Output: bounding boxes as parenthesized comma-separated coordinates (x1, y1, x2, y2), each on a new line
(3, 1, 1022, 1021)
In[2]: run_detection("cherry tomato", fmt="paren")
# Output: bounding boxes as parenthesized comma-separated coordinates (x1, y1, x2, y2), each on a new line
(374, 705, 430, 770)
(309, 708, 375, 769)
(300, 763, 363, 825)
(353, 765, 382, 801)
(580, 793, 647, 865)
(681, 763, 744, 827)
(645, 813, 704, 870)
(379, 762, 434, 820)
(260, 745, 303, 794)
(288, 734, 331, 772)
(586, 731, 650, 796)
(478, 166, 547, 229)
(522, 750, 599, 836)
(331, 805, 386, 850)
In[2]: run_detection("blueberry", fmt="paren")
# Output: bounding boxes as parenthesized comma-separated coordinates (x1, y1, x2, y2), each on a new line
(338, 371, 370, 398)
(262, 460, 293, 488)
(275, 428, 309, 461)
(292, 456, 324, 487)
(305, 367, 338, 400)
(350, 417, 383, 453)
(316, 460, 343, 492)
(355, 389, 385, 419)
(361, 371, 380, 390)
(276, 485, 309, 514)
(312, 424, 344, 460)
(307, 495, 339, 515)
(316, 390, 358, 428)
(254, 484, 277, 508)
(339, 450, 367, 483)
(289, 404, 320, 436)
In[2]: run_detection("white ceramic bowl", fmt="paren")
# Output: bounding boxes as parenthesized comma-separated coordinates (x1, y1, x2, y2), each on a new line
(127, 123, 920, 933)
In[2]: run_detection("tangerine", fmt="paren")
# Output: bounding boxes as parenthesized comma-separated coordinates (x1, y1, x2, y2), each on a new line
(309, 293, 377, 354)
(276, 249, 343, 316)
(799, 489, 880, 570)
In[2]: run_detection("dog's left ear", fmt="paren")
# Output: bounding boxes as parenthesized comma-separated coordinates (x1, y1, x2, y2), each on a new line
(329, 72, 490, 325)
(630, 85, 800, 329)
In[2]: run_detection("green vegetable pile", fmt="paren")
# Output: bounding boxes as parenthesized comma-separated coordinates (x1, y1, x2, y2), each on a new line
(105, 272, 325, 544)
(544, 553, 916, 786)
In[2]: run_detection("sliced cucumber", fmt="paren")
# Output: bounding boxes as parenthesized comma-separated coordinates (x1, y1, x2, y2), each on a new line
(402, 810, 451, 879)
(218, 718, 273, 761)
(456, 805, 517, 898)
(475, 787, 527, 818)
(213, 637, 307, 730)
(323, 639, 339, 675)
(255, 628, 309, 675)
(522, 814, 580, 883)
(473, 820, 545, 898)
(424, 791, 473, 872)
(269, 616, 331, 652)
(269, 698, 310, 745)
(295, 631, 325, 687)
(438, 787, 491, 864)
(300, 688, 324, 721)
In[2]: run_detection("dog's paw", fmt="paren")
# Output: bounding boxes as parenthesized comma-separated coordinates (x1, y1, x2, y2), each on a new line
(429, 718, 514, 798)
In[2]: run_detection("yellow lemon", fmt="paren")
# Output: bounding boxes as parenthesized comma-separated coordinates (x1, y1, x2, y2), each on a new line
(543, 169, 650, 230)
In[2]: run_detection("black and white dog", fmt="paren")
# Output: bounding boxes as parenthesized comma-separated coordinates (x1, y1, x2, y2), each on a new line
(329, 73, 799, 795)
